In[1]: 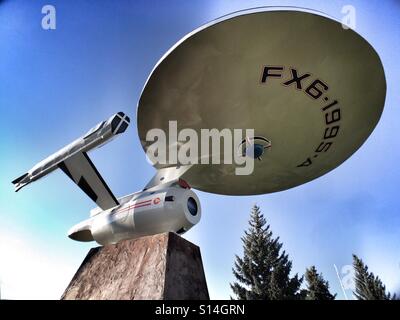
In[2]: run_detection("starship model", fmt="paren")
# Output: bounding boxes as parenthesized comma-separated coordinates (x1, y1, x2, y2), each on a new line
(12, 8, 386, 245)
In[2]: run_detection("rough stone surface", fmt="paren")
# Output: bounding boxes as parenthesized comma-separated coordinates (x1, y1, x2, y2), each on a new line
(61, 232, 209, 300)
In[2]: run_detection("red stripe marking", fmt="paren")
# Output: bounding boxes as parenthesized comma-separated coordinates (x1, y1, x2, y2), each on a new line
(133, 203, 152, 209)
(114, 207, 131, 214)
(114, 198, 156, 214)
(135, 199, 152, 205)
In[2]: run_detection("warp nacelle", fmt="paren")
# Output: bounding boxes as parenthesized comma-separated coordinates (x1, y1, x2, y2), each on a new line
(12, 112, 130, 193)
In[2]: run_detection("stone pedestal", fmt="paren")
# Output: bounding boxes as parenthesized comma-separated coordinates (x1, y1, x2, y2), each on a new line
(61, 232, 209, 300)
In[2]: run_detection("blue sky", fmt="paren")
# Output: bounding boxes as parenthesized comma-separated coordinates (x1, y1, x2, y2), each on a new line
(1, 0, 399, 299)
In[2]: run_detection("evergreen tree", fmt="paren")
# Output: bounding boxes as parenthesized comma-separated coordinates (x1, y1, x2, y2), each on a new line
(352, 254, 392, 300)
(231, 205, 303, 300)
(304, 266, 336, 300)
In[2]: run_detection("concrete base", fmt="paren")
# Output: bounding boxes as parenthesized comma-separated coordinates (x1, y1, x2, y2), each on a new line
(61, 232, 209, 300)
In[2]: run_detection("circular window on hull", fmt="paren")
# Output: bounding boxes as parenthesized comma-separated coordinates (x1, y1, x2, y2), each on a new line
(187, 197, 198, 216)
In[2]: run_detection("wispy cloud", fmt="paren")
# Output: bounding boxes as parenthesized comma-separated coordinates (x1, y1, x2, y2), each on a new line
(0, 228, 78, 300)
